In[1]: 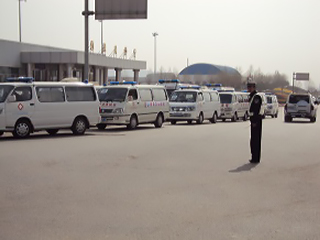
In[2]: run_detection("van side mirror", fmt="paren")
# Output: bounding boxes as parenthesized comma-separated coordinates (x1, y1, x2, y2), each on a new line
(7, 95, 16, 102)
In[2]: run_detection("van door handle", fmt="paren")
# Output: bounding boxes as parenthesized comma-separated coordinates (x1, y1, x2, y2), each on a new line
(30, 103, 35, 106)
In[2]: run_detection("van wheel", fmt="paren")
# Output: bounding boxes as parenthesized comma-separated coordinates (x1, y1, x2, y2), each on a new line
(72, 117, 87, 135)
(210, 112, 217, 124)
(46, 129, 59, 135)
(13, 120, 31, 138)
(284, 116, 292, 122)
(127, 115, 138, 130)
(232, 113, 237, 122)
(243, 112, 248, 121)
(310, 117, 316, 123)
(0, 131, 4, 136)
(197, 113, 204, 124)
(96, 124, 107, 130)
(154, 114, 164, 128)
(171, 121, 176, 125)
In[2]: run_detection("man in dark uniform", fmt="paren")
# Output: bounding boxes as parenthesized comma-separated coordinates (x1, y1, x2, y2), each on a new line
(247, 79, 263, 164)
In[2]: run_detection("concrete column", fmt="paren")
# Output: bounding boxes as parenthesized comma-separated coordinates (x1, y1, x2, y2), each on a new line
(58, 64, 64, 81)
(95, 67, 100, 84)
(67, 64, 73, 78)
(133, 69, 140, 83)
(115, 68, 122, 82)
(103, 67, 109, 85)
(27, 63, 33, 78)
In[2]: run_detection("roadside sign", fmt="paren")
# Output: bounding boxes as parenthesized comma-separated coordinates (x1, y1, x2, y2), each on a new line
(295, 73, 309, 81)
(95, 0, 148, 20)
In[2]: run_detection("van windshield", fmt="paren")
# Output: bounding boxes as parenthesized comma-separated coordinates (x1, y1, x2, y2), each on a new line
(0, 85, 14, 103)
(170, 91, 197, 102)
(289, 95, 309, 104)
(267, 96, 273, 104)
(219, 94, 232, 103)
(97, 88, 128, 102)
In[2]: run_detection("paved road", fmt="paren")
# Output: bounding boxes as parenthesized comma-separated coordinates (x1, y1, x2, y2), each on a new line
(1, 108, 320, 240)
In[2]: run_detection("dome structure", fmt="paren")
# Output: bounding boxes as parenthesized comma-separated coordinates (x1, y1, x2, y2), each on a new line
(178, 63, 242, 88)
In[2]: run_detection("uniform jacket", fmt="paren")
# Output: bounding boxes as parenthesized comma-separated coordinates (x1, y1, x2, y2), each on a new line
(249, 90, 262, 122)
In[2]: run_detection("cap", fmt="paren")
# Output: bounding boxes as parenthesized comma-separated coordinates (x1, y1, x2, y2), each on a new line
(247, 77, 256, 87)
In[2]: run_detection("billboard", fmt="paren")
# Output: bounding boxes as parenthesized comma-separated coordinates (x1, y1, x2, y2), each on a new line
(95, 0, 148, 20)
(295, 73, 309, 81)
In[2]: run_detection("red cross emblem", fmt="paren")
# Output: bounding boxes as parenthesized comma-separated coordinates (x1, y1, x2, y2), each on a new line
(18, 103, 24, 110)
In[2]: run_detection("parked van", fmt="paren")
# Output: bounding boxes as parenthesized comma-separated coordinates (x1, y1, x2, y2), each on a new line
(168, 88, 220, 124)
(97, 82, 169, 130)
(265, 94, 279, 118)
(0, 78, 100, 138)
(219, 92, 250, 122)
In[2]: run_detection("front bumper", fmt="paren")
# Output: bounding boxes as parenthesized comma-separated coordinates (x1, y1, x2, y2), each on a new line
(167, 111, 198, 121)
(285, 112, 312, 118)
(100, 114, 131, 125)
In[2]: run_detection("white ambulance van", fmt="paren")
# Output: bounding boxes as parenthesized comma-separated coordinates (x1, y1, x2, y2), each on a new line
(96, 82, 169, 130)
(0, 78, 100, 138)
(219, 92, 250, 122)
(168, 87, 221, 124)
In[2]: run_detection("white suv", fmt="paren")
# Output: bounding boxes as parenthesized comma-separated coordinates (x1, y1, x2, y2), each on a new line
(284, 93, 318, 123)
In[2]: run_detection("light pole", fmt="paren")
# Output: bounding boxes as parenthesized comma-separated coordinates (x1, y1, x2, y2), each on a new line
(100, 20, 103, 54)
(152, 32, 158, 76)
(18, 0, 26, 42)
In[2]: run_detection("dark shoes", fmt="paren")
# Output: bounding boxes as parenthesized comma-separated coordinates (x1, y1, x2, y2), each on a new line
(249, 159, 260, 164)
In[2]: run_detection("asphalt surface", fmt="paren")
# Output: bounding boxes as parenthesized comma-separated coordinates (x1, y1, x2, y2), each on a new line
(1, 108, 320, 240)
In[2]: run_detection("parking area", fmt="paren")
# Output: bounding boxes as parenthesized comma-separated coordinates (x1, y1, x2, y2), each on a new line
(1, 108, 320, 240)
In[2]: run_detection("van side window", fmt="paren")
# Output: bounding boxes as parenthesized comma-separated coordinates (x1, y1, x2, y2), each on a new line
(238, 95, 243, 103)
(65, 87, 96, 102)
(128, 89, 138, 101)
(139, 89, 153, 101)
(36, 87, 65, 102)
(204, 92, 211, 102)
(152, 88, 167, 101)
(11, 87, 32, 102)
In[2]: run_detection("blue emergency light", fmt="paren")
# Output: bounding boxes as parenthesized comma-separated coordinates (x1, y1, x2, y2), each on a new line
(121, 81, 137, 85)
(158, 79, 180, 83)
(110, 81, 120, 85)
(6, 77, 34, 83)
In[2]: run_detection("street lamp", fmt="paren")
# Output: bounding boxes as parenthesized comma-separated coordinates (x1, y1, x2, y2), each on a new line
(152, 32, 158, 76)
(100, 20, 103, 54)
(18, 0, 26, 42)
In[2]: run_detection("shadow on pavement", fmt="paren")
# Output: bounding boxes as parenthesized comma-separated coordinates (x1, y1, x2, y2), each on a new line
(229, 163, 259, 173)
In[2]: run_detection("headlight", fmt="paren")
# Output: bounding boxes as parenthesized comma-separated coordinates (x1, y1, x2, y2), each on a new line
(113, 108, 124, 114)
(186, 106, 195, 111)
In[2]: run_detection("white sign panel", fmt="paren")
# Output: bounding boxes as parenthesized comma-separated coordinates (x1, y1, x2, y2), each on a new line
(295, 73, 309, 81)
(95, 0, 148, 20)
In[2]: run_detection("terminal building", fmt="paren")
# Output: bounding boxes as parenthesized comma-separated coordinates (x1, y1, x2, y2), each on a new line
(0, 39, 146, 84)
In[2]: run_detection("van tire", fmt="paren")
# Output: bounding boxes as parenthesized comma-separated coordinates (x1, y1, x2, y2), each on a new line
(310, 117, 316, 123)
(171, 121, 177, 125)
(71, 117, 87, 135)
(154, 114, 164, 128)
(127, 115, 138, 130)
(0, 131, 4, 136)
(232, 113, 237, 122)
(210, 112, 217, 124)
(197, 113, 204, 124)
(46, 129, 59, 135)
(13, 119, 32, 138)
(96, 124, 107, 130)
(284, 116, 292, 122)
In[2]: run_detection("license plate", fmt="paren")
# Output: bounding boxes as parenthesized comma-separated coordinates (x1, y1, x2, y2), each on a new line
(102, 117, 113, 122)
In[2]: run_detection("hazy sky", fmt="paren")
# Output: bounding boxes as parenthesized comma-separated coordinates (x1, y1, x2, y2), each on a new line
(1, 0, 320, 86)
